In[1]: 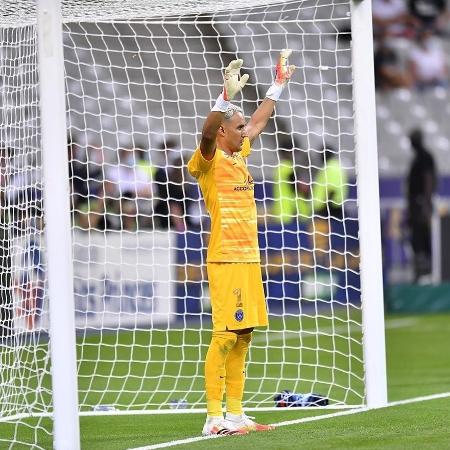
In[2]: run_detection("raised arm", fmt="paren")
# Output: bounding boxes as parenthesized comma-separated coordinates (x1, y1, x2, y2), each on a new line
(199, 111, 224, 161)
(200, 59, 249, 160)
(246, 49, 296, 143)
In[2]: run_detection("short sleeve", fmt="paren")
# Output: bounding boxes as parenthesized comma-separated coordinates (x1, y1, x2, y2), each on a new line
(240, 137, 252, 158)
(187, 147, 215, 179)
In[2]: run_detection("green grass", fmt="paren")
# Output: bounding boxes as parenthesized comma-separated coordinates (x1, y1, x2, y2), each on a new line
(79, 398, 450, 450)
(74, 307, 365, 410)
(1, 312, 450, 449)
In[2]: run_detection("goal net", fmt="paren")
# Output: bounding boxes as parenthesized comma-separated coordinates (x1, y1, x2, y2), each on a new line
(0, 0, 378, 447)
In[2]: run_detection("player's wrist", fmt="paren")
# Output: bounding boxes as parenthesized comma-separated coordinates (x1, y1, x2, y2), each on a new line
(211, 92, 231, 112)
(266, 49, 295, 101)
(265, 82, 285, 101)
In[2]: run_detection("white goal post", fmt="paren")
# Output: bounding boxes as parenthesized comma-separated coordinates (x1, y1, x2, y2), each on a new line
(37, 0, 80, 449)
(0, 0, 386, 448)
(351, 0, 387, 408)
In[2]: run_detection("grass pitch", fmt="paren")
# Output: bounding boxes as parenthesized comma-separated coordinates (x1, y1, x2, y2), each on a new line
(81, 312, 450, 449)
(80, 397, 450, 450)
(1, 312, 450, 449)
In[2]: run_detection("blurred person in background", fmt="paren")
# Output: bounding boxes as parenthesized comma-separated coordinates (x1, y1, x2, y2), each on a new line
(74, 183, 113, 231)
(156, 136, 180, 168)
(85, 145, 105, 198)
(154, 156, 194, 232)
(0, 147, 44, 332)
(135, 144, 156, 180)
(271, 142, 311, 225)
(119, 197, 139, 232)
(2, 148, 42, 233)
(105, 146, 154, 230)
(74, 145, 114, 231)
(408, 28, 449, 90)
(106, 147, 153, 199)
(372, 0, 413, 38)
(374, 33, 413, 90)
(309, 146, 348, 269)
(311, 147, 348, 221)
(135, 143, 162, 229)
(406, 129, 438, 283)
(408, 0, 449, 34)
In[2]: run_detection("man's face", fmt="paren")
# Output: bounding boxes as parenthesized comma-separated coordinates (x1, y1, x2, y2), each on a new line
(222, 112, 248, 153)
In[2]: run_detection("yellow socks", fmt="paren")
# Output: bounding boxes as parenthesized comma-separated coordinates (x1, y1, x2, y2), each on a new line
(205, 331, 253, 417)
(225, 332, 252, 415)
(205, 331, 237, 417)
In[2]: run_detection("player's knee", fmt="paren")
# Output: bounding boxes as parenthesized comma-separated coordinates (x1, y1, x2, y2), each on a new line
(239, 332, 252, 345)
(211, 330, 238, 352)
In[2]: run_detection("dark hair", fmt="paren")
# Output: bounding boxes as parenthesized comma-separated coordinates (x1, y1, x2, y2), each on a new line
(322, 145, 336, 162)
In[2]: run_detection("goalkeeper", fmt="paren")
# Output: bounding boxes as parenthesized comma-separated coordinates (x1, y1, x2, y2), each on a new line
(188, 50, 295, 436)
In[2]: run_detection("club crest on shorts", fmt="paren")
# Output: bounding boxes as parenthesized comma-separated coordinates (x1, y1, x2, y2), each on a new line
(235, 309, 244, 322)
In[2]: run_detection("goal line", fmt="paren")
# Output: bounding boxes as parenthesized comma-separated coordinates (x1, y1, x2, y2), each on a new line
(128, 391, 450, 450)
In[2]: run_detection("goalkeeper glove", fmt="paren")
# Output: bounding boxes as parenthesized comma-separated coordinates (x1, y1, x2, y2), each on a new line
(266, 49, 296, 101)
(212, 59, 249, 112)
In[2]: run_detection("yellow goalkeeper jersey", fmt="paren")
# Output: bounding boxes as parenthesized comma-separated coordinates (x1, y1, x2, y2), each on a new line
(187, 137, 260, 263)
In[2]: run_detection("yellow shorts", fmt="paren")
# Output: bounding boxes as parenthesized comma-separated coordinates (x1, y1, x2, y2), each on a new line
(207, 262, 269, 331)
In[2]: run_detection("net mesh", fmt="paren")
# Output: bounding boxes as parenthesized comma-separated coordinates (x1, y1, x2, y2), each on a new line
(1, 0, 364, 447)
(66, 0, 362, 411)
(0, 19, 53, 450)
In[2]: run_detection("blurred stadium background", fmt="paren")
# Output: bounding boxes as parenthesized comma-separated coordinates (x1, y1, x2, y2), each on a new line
(2, 0, 450, 313)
